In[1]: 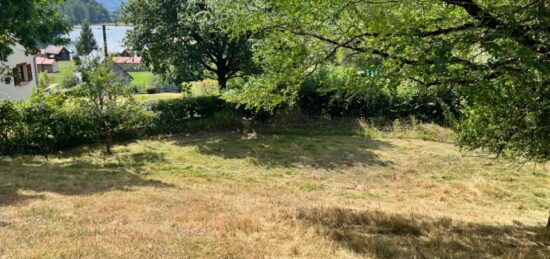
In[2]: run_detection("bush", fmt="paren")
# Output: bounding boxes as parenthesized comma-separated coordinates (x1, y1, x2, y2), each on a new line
(149, 96, 233, 133)
(0, 101, 24, 154)
(0, 93, 152, 155)
(297, 66, 460, 125)
(61, 72, 80, 89)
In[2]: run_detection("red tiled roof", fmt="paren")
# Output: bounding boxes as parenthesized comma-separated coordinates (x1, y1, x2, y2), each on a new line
(35, 57, 56, 65)
(112, 56, 142, 64)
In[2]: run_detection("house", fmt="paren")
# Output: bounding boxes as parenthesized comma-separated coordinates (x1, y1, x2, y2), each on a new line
(40, 45, 71, 61)
(111, 64, 134, 85)
(112, 56, 144, 72)
(75, 51, 134, 85)
(0, 44, 38, 101)
(120, 49, 132, 57)
(35, 57, 59, 73)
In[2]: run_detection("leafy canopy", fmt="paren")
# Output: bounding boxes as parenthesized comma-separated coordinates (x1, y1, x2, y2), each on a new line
(213, 0, 550, 160)
(75, 60, 143, 154)
(122, 0, 256, 89)
(0, 0, 71, 81)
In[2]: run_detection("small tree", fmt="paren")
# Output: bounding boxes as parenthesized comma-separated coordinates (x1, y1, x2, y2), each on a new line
(38, 72, 51, 91)
(75, 21, 98, 56)
(78, 61, 134, 154)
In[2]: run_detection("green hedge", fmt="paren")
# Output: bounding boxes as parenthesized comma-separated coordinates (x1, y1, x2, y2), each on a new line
(0, 96, 93, 155)
(147, 96, 244, 133)
(0, 95, 247, 155)
(297, 66, 460, 125)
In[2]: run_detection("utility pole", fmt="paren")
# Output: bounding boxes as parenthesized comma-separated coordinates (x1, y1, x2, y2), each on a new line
(102, 25, 108, 57)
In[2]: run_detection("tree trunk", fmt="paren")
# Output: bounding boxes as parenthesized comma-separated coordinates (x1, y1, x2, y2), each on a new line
(217, 72, 228, 90)
(546, 211, 550, 231)
(100, 116, 112, 155)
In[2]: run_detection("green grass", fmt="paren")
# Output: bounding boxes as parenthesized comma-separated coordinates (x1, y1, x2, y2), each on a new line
(129, 71, 154, 89)
(0, 127, 549, 257)
(48, 61, 75, 85)
(134, 93, 182, 103)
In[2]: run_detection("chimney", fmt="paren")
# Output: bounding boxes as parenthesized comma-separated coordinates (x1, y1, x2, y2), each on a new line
(102, 25, 108, 57)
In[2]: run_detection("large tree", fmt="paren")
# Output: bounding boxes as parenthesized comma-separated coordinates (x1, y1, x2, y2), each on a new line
(122, 0, 256, 89)
(215, 0, 550, 161)
(75, 21, 98, 56)
(0, 0, 71, 82)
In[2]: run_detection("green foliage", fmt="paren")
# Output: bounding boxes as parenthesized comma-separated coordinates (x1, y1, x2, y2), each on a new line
(296, 66, 459, 124)
(149, 96, 233, 132)
(0, 94, 94, 155)
(38, 72, 51, 90)
(61, 72, 80, 89)
(60, 0, 111, 24)
(75, 21, 98, 56)
(213, 0, 550, 161)
(75, 60, 147, 154)
(457, 74, 550, 162)
(122, 0, 256, 89)
(0, 0, 71, 82)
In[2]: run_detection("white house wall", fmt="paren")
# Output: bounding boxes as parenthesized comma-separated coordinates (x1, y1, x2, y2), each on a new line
(0, 44, 37, 101)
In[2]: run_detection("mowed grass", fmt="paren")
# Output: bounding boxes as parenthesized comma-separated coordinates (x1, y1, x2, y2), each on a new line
(134, 92, 182, 103)
(0, 128, 549, 258)
(48, 61, 75, 85)
(129, 71, 154, 88)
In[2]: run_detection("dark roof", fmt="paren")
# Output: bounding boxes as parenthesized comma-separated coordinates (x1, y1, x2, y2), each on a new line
(111, 64, 134, 82)
(42, 45, 68, 55)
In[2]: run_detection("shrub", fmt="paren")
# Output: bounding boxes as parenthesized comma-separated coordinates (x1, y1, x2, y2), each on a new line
(0, 92, 152, 155)
(297, 66, 460, 125)
(61, 72, 80, 89)
(0, 101, 24, 154)
(149, 96, 231, 133)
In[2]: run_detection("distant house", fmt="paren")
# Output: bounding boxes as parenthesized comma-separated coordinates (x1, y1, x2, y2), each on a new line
(112, 56, 143, 72)
(35, 57, 59, 73)
(120, 49, 131, 57)
(0, 44, 37, 101)
(75, 50, 133, 85)
(40, 45, 71, 61)
(111, 64, 134, 85)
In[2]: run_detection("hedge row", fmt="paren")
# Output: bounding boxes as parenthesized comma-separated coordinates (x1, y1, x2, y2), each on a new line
(0, 95, 249, 155)
(0, 86, 459, 155)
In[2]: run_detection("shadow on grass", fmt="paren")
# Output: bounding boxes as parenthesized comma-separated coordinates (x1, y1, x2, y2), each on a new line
(0, 152, 172, 206)
(173, 131, 393, 170)
(297, 207, 550, 258)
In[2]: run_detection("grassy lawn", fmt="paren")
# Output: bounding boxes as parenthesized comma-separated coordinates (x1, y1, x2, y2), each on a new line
(48, 61, 75, 85)
(129, 71, 154, 89)
(134, 93, 182, 103)
(0, 128, 549, 257)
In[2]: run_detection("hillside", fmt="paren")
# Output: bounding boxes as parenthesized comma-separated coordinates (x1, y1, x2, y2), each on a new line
(96, 0, 126, 12)
(61, 0, 111, 24)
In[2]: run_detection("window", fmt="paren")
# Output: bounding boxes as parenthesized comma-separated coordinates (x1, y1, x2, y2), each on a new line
(12, 63, 33, 86)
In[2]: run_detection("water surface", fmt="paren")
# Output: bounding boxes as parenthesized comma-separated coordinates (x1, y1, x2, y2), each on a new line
(68, 25, 132, 54)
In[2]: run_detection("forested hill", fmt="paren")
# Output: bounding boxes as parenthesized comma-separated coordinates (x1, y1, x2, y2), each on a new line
(60, 0, 111, 24)
(96, 0, 126, 12)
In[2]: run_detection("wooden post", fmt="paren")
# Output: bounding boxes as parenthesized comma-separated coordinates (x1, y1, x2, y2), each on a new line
(102, 25, 108, 57)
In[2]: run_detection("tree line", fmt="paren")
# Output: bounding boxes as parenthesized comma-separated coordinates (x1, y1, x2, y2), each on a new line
(60, 0, 113, 24)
